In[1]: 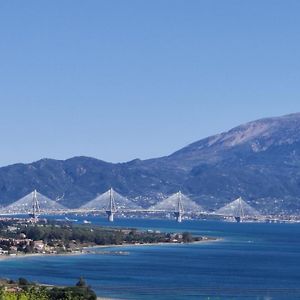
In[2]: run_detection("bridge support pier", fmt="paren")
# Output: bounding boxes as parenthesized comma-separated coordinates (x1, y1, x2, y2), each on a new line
(174, 211, 182, 223)
(106, 210, 114, 222)
(234, 216, 241, 223)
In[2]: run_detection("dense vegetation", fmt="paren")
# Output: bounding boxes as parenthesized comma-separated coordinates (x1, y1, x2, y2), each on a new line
(0, 219, 202, 256)
(0, 277, 96, 300)
(8, 219, 196, 243)
(20, 223, 200, 245)
(21, 223, 126, 245)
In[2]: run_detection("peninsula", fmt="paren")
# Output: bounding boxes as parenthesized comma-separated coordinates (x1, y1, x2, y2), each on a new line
(0, 218, 212, 257)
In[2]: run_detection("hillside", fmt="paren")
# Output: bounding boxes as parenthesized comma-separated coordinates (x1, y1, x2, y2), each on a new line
(1, 113, 300, 214)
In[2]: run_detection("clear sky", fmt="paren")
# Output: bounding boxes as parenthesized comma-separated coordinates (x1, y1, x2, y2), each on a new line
(0, 0, 300, 166)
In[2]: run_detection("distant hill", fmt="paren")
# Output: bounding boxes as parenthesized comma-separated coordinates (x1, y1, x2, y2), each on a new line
(1, 113, 300, 214)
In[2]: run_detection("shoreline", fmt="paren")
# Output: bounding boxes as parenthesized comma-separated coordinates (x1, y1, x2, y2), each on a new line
(0, 237, 220, 261)
(84, 236, 220, 250)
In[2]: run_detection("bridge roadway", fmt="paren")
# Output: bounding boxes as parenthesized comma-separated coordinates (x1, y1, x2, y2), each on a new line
(0, 208, 272, 222)
(41, 208, 206, 214)
(0, 208, 206, 216)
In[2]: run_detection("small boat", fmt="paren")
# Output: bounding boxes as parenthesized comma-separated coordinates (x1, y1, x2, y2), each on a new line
(83, 220, 91, 224)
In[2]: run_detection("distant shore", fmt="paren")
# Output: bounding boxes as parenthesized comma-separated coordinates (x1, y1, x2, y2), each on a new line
(85, 236, 219, 249)
(0, 236, 219, 261)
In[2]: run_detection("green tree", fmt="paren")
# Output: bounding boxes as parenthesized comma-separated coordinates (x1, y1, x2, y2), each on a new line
(18, 278, 29, 286)
(182, 232, 193, 243)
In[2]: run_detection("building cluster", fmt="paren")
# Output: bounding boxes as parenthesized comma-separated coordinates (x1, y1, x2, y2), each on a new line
(0, 218, 82, 256)
(0, 236, 82, 256)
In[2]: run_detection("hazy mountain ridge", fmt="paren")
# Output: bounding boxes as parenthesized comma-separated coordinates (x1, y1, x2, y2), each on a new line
(166, 112, 300, 169)
(1, 113, 300, 214)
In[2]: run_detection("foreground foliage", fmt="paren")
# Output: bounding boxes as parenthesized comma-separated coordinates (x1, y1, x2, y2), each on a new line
(0, 277, 96, 300)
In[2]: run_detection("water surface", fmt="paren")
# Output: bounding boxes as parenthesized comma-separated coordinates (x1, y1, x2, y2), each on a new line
(0, 218, 299, 299)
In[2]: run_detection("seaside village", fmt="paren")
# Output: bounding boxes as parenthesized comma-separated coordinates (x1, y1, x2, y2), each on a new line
(0, 218, 82, 256)
(0, 215, 199, 258)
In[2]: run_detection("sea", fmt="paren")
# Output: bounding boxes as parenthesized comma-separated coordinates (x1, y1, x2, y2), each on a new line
(0, 216, 300, 300)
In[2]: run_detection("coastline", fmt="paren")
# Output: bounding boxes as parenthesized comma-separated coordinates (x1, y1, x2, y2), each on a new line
(0, 236, 220, 261)
(84, 236, 220, 250)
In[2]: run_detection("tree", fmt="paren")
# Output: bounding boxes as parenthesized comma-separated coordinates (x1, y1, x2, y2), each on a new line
(182, 232, 193, 243)
(18, 278, 29, 286)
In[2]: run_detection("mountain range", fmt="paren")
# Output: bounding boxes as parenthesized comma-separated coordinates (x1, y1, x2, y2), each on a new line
(1, 112, 300, 214)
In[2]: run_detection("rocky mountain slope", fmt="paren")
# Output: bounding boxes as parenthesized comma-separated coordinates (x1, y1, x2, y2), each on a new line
(1, 113, 300, 214)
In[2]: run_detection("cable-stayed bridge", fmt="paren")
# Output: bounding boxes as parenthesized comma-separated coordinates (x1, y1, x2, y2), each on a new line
(77, 189, 204, 222)
(80, 188, 141, 222)
(4, 190, 65, 213)
(215, 197, 261, 222)
(149, 191, 203, 223)
(0, 188, 264, 223)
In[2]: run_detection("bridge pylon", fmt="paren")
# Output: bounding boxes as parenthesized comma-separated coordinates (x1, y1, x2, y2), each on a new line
(234, 197, 244, 223)
(105, 188, 117, 222)
(29, 189, 40, 222)
(174, 191, 184, 223)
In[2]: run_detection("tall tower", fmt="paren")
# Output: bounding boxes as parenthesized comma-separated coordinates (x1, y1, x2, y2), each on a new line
(174, 191, 184, 223)
(106, 188, 117, 222)
(235, 197, 245, 223)
(30, 189, 40, 222)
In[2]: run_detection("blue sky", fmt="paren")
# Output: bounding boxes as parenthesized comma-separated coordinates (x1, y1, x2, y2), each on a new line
(0, 1, 300, 166)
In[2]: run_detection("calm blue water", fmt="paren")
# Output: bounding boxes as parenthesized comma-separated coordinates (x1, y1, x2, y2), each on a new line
(0, 217, 300, 299)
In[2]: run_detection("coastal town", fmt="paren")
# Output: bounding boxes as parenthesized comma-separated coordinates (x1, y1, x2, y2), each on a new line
(0, 217, 208, 257)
